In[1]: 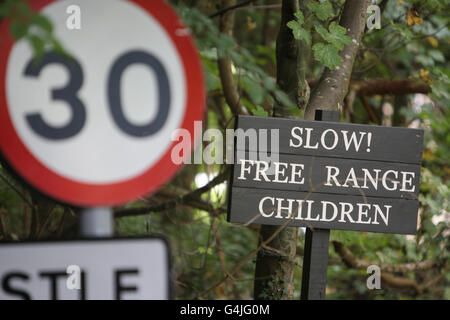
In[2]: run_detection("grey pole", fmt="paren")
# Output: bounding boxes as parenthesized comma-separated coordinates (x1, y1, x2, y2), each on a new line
(79, 207, 113, 237)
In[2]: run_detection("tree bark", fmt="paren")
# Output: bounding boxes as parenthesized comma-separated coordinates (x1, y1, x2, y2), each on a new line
(217, 0, 248, 115)
(254, 0, 369, 300)
(307, 78, 432, 97)
(274, 0, 310, 116)
(254, 0, 307, 300)
(304, 0, 370, 120)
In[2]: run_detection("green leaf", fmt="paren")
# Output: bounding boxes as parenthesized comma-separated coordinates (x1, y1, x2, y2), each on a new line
(242, 76, 265, 105)
(328, 22, 352, 50)
(307, 1, 334, 21)
(286, 20, 299, 31)
(428, 49, 445, 63)
(287, 10, 310, 44)
(10, 20, 29, 39)
(312, 42, 342, 70)
(27, 34, 45, 58)
(314, 24, 329, 40)
(274, 89, 294, 107)
(253, 105, 268, 117)
(31, 14, 53, 34)
(15, 1, 31, 16)
(391, 23, 413, 41)
(262, 77, 276, 91)
(0, 6, 9, 17)
(287, 21, 311, 44)
(294, 10, 305, 24)
(315, 22, 352, 51)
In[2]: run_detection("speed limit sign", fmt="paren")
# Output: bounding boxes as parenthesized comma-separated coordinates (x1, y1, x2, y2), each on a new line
(0, 0, 204, 206)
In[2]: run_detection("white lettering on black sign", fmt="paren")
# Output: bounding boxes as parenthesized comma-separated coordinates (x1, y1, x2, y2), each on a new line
(227, 116, 424, 235)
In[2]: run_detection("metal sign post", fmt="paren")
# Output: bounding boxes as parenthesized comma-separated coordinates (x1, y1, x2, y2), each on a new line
(80, 207, 113, 238)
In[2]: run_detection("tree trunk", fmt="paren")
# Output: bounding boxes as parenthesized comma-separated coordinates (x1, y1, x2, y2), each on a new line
(305, 0, 369, 120)
(217, 0, 247, 115)
(254, 0, 308, 300)
(254, 0, 369, 300)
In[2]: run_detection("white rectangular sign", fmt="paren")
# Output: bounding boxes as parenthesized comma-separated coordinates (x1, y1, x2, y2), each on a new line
(0, 237, 170, 300)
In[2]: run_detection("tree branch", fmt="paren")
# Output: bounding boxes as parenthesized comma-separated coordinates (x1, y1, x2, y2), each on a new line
(274, 0, 310, 116)
(380, 273, 422, 294)
(217, 0, 249, 115)
(197, 214, 302, 299)
(209, 0, 255, 18)
(306, 78, 431, 97)
(253, 0, 304, 301)
(114, 168, 230, 219)
(332, 241, 444, 294)
(359, 96, 380, 124)
(305, 0, 370, 120)
(332, 241, 442, 273)
(353, 79, 431, 96)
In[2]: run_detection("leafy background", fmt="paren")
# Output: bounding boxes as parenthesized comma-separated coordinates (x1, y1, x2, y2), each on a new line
(0, 0, 448, 299)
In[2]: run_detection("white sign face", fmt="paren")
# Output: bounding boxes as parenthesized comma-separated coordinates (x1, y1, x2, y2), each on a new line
(0, 238, 170, 300)
(0, 0, 205, 206)
(7, 0, 185, 184)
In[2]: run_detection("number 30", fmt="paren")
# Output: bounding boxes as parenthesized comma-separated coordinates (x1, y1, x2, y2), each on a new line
(23, 50, 170, 140)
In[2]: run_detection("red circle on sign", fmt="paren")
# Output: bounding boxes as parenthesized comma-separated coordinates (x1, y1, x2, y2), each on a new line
(0, 0, 204, 206)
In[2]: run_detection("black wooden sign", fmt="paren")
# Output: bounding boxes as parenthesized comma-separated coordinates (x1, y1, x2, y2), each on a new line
(234, 116, 423, 164)
(227, 115, 424, 235)
(229, 188, 419, 234)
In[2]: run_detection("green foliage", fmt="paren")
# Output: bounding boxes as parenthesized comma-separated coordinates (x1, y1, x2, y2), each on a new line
(311, 42, 341, 70)
(311, 22, 352, 69)
(177, 4, 294, 116)
(306, 1, 334, 21)
(0, 0, 66, 59)
(287, 11, 311, 45)
(316, 22, 352, 51)
(288, 6, 351, 70)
